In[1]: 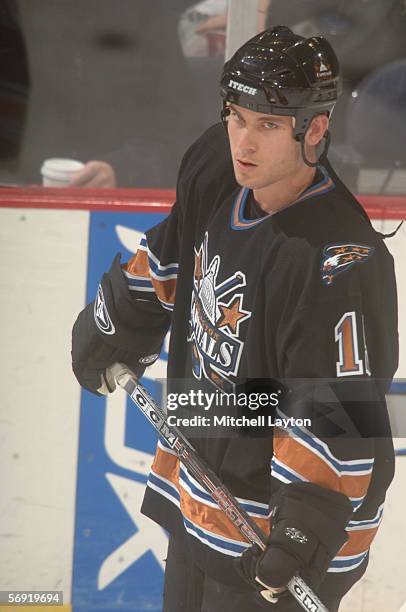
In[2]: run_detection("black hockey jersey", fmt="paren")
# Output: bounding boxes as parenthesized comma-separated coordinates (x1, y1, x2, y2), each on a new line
(103, 123, 399, 585)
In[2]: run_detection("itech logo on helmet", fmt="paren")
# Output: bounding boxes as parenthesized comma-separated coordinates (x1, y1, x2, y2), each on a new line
(228, 79, 257, 96)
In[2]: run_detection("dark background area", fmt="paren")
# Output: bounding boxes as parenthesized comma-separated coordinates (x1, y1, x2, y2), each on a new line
(1, 0, 406, 191)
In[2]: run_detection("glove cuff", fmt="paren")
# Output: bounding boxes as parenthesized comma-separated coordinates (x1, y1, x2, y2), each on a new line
(270, 482, 353, 557)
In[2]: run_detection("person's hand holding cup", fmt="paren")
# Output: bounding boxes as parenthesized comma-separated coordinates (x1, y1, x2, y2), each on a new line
(41, 158, 85, 187)
(41, 159, 116, 188)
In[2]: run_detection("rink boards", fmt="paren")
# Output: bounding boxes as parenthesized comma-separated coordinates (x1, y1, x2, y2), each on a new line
(0, 192, 405, 612)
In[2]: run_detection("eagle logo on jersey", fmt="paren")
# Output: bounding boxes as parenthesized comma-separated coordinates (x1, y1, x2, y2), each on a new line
(321, 243, 374, 286)
(189, 233, 251, 391)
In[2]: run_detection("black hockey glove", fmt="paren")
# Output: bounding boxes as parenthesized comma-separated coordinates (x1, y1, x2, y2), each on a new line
(235, 482, 353, 602)
(72, 254, 170, 395)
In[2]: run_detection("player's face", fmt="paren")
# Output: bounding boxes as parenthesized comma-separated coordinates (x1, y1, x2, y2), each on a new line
(226, 104, 302, 190)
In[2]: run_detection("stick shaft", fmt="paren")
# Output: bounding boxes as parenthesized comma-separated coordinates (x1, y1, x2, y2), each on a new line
(112, 364, 329, 612)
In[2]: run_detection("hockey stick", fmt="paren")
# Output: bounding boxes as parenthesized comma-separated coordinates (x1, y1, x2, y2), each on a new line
(110, 363, 329, 612)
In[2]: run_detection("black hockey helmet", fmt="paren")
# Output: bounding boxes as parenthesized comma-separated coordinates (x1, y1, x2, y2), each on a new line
(220, 26, 340, 163)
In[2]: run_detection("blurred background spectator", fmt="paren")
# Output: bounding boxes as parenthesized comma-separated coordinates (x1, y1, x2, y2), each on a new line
(6, 0, 212, 188)
(1, 0, 405, 193)
(266, 0, 406, 84)
(70, 0, 229, 188)
(178, 0, 228, 57)
(265, 0, 406, 191)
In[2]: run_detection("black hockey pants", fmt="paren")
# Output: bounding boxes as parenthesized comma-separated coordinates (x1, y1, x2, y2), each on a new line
(163, 536, 368, 612)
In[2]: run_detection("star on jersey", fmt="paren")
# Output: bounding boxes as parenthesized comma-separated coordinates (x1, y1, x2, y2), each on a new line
(321, 243, 374, 286)
(218, 295, 250, 335)
(189, 233, 251, 391)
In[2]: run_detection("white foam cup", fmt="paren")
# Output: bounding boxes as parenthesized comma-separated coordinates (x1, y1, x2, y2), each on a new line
(41, 158, 85, 187)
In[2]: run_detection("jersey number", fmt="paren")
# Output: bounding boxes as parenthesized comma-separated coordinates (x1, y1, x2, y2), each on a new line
(334, 311, 367, 377)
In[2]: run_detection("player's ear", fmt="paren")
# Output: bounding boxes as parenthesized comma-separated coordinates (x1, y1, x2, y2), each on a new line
(305, 114, 329, 147)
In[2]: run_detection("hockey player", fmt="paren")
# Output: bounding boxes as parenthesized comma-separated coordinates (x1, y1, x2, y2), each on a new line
(72, 26, 398, 611)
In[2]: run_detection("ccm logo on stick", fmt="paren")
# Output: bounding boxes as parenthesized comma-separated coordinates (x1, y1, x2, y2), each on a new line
(132, 388, 177, 447)
(292, 584, 319, 612)
(228, 79, 257, 95)
(132, 389, 159, 423)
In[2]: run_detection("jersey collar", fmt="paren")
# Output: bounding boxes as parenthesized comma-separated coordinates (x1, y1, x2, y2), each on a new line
(231, 164, 335, 231)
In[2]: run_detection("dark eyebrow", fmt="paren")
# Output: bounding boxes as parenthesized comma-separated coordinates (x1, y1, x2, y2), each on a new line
(228, 103, 284, 123)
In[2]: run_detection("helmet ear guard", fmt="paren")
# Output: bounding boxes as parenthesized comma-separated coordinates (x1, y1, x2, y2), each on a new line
(294, 110, 332, 167)
(299, 127, 331, 168)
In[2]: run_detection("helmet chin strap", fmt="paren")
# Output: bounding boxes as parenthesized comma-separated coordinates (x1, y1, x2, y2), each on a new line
(299, 130, 331, 167)
(221, 106, 230, 133)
